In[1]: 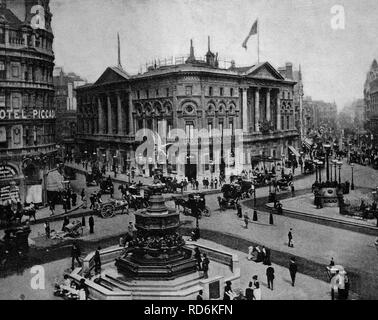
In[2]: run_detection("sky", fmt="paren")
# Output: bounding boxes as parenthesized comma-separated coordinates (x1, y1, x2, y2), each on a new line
(50, 0, 378, 109)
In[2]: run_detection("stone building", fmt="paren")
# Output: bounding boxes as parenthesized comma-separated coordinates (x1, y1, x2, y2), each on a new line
(53, 67, 86, 159)
(0, 0, 55, 203)
(76, 39, 299, 180)
(364, 59, 378, 146)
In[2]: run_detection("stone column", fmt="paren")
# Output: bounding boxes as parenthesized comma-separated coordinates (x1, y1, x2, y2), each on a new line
(107, 95, 112, 135)
(117, 93, 123, 135)
(98, 96, 104, 134)
(255, 87, 260, 132)
(128, 91, 134, 135)
(276, 90, 281, 130)
(242, 88, 248, 132)
(266, 88, 271, 122)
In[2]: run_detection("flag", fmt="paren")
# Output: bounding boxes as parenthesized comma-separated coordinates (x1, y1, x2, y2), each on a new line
(242, 19, 258, 50)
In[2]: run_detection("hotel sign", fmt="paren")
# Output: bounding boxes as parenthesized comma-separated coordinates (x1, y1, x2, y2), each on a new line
(0, 109, 56, 120)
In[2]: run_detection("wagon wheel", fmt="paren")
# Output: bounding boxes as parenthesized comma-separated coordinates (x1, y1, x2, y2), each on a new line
(202, 206, 211, 217)
(101, 203, 116, 218)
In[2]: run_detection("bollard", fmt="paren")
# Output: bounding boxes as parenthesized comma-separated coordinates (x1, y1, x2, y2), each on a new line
(253, 210, 258, 221)
(269, 212, 274, 225)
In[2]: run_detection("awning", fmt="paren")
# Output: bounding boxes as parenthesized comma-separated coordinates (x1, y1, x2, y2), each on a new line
(46, 170, 64, 192)
(288, 146, 300, 157)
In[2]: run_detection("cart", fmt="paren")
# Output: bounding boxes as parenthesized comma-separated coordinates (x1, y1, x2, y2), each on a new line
(326, 264, 347, 281)
(98, 198, 129, 219)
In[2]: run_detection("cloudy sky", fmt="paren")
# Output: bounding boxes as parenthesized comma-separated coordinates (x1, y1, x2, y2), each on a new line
(51, 0, 378, 109)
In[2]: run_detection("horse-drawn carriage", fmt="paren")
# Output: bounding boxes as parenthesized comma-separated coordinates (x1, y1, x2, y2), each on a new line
(99, 177, 114, 194)
(276, 174, 293, 190)
(304, 159, 315, 174)
(95, 198, 130, 219)
(176, 193, 211, 218)
(85, 168, 102, 187)
(218, 184, 241, 210)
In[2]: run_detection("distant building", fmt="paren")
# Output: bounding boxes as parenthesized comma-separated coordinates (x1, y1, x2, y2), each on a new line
(363, 59, 378, 146)
(53, 67, 86, 158)
(76, 38, 300, 180)
(278, 63, 304, 140)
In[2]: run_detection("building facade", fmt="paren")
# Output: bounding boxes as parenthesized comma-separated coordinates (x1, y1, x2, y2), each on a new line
(53, 67, 86, 159)
(76, 40, 299, 180)
(0, 0, 55, 204)
(364, 59, 378, 146)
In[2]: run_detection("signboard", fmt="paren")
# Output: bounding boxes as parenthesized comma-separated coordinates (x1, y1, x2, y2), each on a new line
(0, 165, 17, 180)
(0, 109, 56, 120)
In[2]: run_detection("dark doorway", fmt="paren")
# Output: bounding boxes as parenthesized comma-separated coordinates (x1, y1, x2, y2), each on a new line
(185, 163, 197, 181)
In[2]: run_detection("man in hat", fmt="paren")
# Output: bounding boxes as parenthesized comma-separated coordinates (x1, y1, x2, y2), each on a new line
(289, 257, 297, 287)
(288, 228, 293, 247)
(89, 214, 94, 234)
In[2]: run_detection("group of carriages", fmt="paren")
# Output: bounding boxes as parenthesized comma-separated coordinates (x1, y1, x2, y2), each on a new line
(174, 193, 211, 219)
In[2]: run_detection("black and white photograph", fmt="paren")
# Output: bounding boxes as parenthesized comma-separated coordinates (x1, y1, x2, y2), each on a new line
(0, 0, 377, 304)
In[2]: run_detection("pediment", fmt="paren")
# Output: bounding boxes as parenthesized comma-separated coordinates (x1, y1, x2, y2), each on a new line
(94, 67, 130, 85)
(245, 62, 284, 81)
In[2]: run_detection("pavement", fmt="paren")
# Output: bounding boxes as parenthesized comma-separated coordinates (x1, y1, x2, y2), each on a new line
(270, 192, 378, 228)
(0, 239, 336, 300)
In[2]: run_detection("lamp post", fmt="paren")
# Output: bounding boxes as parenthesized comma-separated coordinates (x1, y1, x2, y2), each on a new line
(332, 160, 337, 183)
(351, 164, 355, 190)
(324, 144, 331, 182)
(318, 161, 323, 183)
(314, 160, 318, 183)
(337, 161, 342, 185)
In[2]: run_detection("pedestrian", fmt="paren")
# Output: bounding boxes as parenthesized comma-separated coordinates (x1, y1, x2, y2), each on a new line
(44, 221, 50, 239)
(194, 247, 202, 270)
(289, 257, 297, 287)
(71, 193, 77, 207)
(81, 214, 86, 227)
(49, 200, 55, 216)
(344, 274, 350, 300)
(237, 203, 242, 218)
(214, 178, 218, 189)
(81, 189, 85, 201)
(330, 270, 340, 300)
(253, 210, 258, 221)
(269, 211, 274, 225)
(245, 281, 254, 300)
(223, 281, 233, 300)
(89, 214, 94, 234)
(291, 183, 295, 197)
(253, 282, 261, 300)
(94, 247, 101, 274)
(71, 243, 82, 270)
(201, 253, 210, 279)
(329, 257, 335, 266)
(288, 228, 293, 247)
(62, 216, 70, 232)
(266, 266, 275, 290)
(127, 222, 135, 238)
(337, 271, 346, 300)
(196, 290, 203, 300)
(195, 180, 199, 190)
(89, 193, 95, 209)
(243, 212, 249, 228)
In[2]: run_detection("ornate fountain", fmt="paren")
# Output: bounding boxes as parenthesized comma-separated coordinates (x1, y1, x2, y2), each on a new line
(115, 183, 197, 279)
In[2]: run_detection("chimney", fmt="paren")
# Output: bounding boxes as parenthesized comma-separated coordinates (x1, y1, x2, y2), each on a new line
(285, 62, 293, 79)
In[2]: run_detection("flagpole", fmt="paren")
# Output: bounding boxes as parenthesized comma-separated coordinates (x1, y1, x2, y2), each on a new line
(257, 19, 260, 63)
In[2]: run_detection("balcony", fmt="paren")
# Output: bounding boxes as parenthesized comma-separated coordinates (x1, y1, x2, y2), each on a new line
(76, 133, 135, 143)
(0, 80, 54, 91)
(243, 129, 299, 142)
(0, 143, 57, 159)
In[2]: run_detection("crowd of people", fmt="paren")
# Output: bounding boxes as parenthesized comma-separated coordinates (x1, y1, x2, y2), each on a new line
(128, 233, 185, 250)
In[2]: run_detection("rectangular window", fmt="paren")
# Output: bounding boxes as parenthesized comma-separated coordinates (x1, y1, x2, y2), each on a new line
(12, 65, 19, 78)
(137, 91, 140, 99)
(287, 115, 290, 129)
(12, 96, 20, 110)
(229, 120, 234, 135)
(209, 87, 213, 96)
(219, 121, 224, 137)
(146, 90, 149, 99)
(220, 87, 224, 96)
(230, 88, 234, 96)
(185, 86, 192, 96)
(185, 122, 194, 142)
(0, 94, 5, 108)
(166, 88, 169, 97)
(0, 61, 5, 79)
(155, 89, 159, 97)
(0, 28, 4, 44)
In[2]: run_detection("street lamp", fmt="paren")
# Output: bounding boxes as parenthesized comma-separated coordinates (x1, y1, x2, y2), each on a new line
(314, 160, 319, 183)
(332, 159, 337, 183)
(351, 164, 355, 190)
(318, 161, 323, 183)
(337, 161, 343, 185)
(324, 144, 331, 182)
